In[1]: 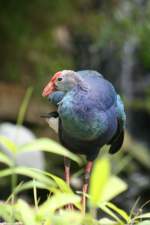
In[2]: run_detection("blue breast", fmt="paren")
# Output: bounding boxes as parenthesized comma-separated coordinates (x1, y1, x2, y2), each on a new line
(58, 70, 118, 142)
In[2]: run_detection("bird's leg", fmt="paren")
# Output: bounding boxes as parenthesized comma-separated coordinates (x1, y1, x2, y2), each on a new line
(82, 160, 93, 215)
(64, 157, 73, 210)
(64, 157, 71, 186)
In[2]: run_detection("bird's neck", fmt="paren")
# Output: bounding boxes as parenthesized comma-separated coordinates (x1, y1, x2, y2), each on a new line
(76, 75, 89, 92)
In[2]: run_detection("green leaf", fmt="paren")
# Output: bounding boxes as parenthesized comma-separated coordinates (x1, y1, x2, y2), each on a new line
(17, 86, 33, 125)
(47, 210, 93, 225)
(100, 176, 127, 202)
(33, 179, 39, 211)
(89, 157, 110, 205)
(0, 167, 56, 189)
(106, 202, 129, 223)
(0, 203, 14, 223)
(34, 168, 72, 193)
(15, 199, 37, 225)
(19, 138, 82, 164)
(98, 217, 119, 225)
(99, 203, 124, 224)
(135, 213, 150, 219)
(39, 192, 81, 215)
(37, 170, 81, 210)
(49, 211, 83, 225)
(136, 221, 150, 225)
(0, 136, 17, 154)
(14, 180, 48, 194)
(0, 152, 13, 166)
(6, 180, 48, 204)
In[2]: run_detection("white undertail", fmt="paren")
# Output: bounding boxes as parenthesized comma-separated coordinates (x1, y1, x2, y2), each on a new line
(46, 118, 59, 133)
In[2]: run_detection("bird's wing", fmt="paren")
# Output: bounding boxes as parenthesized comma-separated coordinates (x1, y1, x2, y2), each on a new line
(116, 95, 126, 128)
(77, 70, 117, 112)
(108, 95, 126, 154)
(108, 119, 124, 154)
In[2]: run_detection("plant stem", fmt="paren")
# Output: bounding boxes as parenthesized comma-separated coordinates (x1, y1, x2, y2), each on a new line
(11, 159, 17, 223)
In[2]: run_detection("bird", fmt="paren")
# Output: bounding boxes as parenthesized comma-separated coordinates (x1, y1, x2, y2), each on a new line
(42, 70, 126, 213)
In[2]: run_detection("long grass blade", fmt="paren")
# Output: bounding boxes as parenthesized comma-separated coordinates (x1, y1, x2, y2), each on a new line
(17, 87, 33, 125)
(19, 138, 82, 164)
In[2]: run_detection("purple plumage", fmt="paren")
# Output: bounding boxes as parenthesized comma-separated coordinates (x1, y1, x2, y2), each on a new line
(42, 69, 126, 213)
(43, 70, 126, 160)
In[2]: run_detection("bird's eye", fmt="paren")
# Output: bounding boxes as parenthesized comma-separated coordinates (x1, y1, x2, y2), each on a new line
(57, 77, 62, 81)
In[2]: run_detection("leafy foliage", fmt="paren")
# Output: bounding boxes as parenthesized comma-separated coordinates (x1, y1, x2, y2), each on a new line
(0, 134, 150, 224)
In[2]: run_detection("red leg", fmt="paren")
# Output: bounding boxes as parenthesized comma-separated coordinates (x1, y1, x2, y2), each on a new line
(64, 157, 71, 186)
(64, 157, 73, 210)
(82, 160, 93, 214)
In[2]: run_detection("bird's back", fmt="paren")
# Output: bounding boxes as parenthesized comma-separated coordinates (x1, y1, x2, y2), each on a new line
(78, 70, 117, 111)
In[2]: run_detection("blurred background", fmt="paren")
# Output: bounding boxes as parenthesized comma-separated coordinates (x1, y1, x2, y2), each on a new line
(0, 0, 150, 213)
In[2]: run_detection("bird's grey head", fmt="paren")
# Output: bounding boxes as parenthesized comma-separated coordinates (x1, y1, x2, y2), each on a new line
(55, 70, 83, 92)
(42, 69, 87, 97)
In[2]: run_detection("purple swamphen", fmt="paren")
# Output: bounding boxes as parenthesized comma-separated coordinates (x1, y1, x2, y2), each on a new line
(42, 70, 126, 213)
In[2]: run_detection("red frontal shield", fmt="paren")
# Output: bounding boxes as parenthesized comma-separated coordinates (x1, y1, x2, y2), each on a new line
(42, 71, 62, 97)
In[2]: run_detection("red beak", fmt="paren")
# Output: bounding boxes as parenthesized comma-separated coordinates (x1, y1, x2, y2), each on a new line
(42, 71, 62, 97)
(42, 81, 55, 97)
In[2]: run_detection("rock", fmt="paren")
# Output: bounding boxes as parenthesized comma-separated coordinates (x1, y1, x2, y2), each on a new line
(0, 122, 45, 170)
